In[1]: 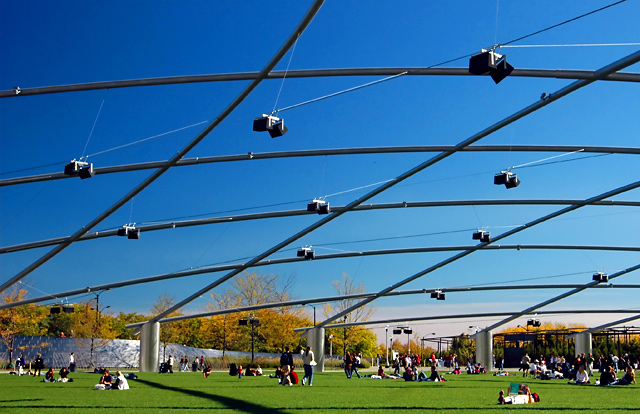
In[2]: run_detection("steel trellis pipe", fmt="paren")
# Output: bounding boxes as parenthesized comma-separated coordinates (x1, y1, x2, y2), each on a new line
(1, 67, 639, 98)
(2, 144, 639, 188)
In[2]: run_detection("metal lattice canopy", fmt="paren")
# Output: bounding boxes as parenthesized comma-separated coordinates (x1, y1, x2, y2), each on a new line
(1, 0, 639, 339)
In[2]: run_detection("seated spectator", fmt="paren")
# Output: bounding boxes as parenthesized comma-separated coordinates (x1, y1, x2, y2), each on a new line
(429, 365, 444, 382)
(378, 366, 385, 376)
(569, 365, 589, 385)
(203, 364, 212, 379)
(530, 360, 541, 378)
(100, 369, 113, 387)
(290, 367, 299, 385)
(44, 368, 55, 382)
(111, 371, 129, 390)
(59, 367, 70, 382)
(256, 365, 263, 376)
(599, 366, 617, 386)
(281, 365, 293, 386)
(403, 366, 415, 381)
(617, 367, 636, 385)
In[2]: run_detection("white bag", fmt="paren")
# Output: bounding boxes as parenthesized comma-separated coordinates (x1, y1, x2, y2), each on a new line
(94, 384, 105, 390)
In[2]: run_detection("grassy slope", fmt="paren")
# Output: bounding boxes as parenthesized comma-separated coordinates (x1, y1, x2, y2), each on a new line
(1, 370, 637, 413)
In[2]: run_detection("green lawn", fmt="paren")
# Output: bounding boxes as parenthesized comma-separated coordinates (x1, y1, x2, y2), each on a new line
(1, 370, 637, 413)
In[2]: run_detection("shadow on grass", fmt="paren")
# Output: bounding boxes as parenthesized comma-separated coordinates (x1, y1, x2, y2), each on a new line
(136, 378, 289, 414)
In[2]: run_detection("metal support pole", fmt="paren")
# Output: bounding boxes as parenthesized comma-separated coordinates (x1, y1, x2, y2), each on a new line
(385, 325, 389, 367)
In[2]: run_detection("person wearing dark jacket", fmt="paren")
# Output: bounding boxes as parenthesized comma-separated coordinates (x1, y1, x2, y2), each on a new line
(34, 353, 45, 377)
(280, 346, 294, 369)
(599, 366, 617, 386)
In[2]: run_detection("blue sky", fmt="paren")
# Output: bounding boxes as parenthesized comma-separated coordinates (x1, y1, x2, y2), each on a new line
(1, 0, 639, 342)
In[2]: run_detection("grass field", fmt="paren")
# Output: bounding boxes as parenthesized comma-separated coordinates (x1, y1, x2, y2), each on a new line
(1, 370, 638, 413)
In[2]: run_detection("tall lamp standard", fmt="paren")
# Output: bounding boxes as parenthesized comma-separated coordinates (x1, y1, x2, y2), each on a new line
(90, 289, 109, 368)
(385, 325, 389, 367)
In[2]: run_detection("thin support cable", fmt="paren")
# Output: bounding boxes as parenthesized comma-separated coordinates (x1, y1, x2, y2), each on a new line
(321, 178, 395, 200)
(81, 98, 106, 160)
(503, 42, 640, 48)
(86, 120, 208, 158)
(493, 0, 500, 46)
(500, 0, 628, 47)
(274, 72, 407, 113)
(272, 34, 299, 114)
(508, 149, 584, 170)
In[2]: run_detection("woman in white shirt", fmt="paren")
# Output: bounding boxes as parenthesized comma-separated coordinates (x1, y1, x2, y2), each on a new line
(302, 346, 315, 386)
(572, 365, 589, 385)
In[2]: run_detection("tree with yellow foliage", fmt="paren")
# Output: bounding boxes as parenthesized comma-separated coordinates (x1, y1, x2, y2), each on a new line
(202, 272, 311, 354)
(0, 284, 47, 366)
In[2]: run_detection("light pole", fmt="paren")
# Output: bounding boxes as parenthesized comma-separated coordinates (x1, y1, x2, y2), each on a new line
(420, 333, 436, 366)
(239, 317, 259, 363)
(329, 334, 333, 369)
(385, 325, 389, 367)
(90, 289, 109, 368)
(395, 326, 411, 354)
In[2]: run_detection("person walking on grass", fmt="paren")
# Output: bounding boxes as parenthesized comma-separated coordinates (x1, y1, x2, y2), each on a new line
(302, 346, 315, 386)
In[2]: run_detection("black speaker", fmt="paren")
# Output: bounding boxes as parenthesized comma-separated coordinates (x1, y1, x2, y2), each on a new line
(297, 249, 306, 257)
(253, 117, 270, 132)
(64, 161, 79, 176)
(469, 51, 494, 75)
(117, 227, 128, 237)
(305, 250, 315, 260)
(392, 329, 402, 335)
(307, 201, 319, 212)
(127, 228, 140, 239)
(78, 164, 94, 179)
(430, 292, 439, 299)
(250, 319, 260, 326)
(490, 59, 514, 84)
(268, 121, 288, 138)
(472, 231, 484, 240)
(239, 319, 248, 326)
(318, 204, 330, 214)
(494, 173, 508, 185)
(480, 232, 491, 243)
(62, 305, 75, 313)
(437, 293, 446, 301)
(50, 307, 61, 314)
(404, 329, 412, 334)
(505, 175, 520, 189)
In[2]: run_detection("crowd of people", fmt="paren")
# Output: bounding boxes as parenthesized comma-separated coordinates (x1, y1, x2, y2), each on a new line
(514, 352, 637, 386)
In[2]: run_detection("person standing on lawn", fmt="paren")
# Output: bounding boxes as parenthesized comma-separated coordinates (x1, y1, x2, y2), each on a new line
(302, 346, 315, 386)
(34, 353, 44, 377)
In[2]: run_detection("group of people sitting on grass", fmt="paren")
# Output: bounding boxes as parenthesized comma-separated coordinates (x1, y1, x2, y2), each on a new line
(96, 369, 129, 390)
(371, 363, 445, 382)
(514, 352, 637, 385)
(43, 367, 72, 383)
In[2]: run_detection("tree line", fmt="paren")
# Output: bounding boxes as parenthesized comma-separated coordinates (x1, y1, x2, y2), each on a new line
(1, 272, 381, 364)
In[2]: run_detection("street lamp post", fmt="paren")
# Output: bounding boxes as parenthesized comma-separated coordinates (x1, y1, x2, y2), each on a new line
(90, 289, 109, 368)
(385, 325, 389, 367)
